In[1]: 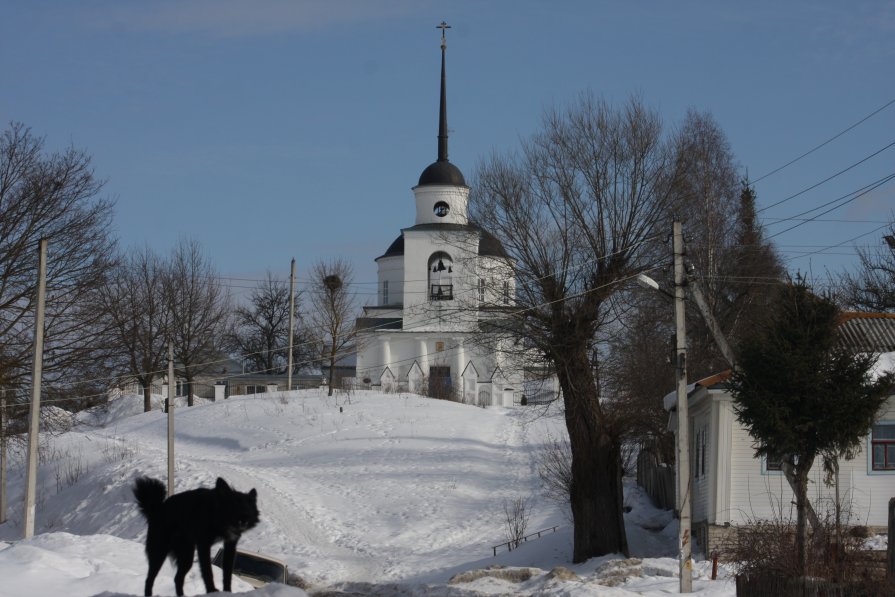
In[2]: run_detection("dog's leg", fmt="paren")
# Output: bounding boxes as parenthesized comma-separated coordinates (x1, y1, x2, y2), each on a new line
(144, 550, 165, 597)
(173, 544, 195, 597)
(221, 539, 237, 592)
(196, 540, 217, 593)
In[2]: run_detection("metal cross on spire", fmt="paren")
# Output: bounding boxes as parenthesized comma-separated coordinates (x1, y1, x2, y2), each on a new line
(437, 21, 450, 49)
(435, 21, 451, 162)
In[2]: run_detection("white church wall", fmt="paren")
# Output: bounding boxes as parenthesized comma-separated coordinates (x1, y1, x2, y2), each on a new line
(475, 256, 516, 307)
(413, 184, 469, 225)
(376, 255, 404, 306)
(402, 229, 479, 331)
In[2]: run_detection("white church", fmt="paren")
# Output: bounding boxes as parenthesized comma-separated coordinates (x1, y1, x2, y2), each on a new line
(354, 25, 523, 406)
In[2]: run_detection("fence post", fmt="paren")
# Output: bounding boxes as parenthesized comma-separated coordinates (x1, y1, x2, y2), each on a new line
(888, 497, 894, 580)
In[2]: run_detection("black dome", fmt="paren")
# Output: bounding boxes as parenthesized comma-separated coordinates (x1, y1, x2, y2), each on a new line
(376, 224, 509, 261)
(418, 160, 467, 187)
(377, 235, 404, 260)
(478, 229, 509, 259)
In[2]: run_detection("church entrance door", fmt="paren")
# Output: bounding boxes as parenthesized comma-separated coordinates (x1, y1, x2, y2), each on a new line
(428, 366, 452, 399)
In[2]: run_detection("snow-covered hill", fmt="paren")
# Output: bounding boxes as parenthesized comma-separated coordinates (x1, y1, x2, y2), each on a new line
(0, 390, 735, 596)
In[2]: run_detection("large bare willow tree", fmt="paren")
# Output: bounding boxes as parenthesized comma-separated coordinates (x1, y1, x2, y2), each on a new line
(470, 94, 683, 561)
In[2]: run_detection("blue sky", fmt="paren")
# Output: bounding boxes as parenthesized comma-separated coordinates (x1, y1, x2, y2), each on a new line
(2, 1, 893, 300)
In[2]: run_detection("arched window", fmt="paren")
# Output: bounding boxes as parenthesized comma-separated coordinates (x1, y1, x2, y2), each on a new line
(428, 251, 453, 301)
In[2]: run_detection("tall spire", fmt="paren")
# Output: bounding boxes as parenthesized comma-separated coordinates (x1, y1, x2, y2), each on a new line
(416, 21, 466, 187)
(436, 21, 450, 162)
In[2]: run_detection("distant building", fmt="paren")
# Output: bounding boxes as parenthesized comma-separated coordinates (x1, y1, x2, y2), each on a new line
(354, 27, 522, 406)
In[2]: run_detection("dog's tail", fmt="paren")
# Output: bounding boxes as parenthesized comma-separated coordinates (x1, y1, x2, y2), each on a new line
(132, 476, 166, 519)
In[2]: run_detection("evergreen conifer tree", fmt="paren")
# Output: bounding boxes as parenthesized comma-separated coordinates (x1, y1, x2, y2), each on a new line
(729, 279, 893, 575)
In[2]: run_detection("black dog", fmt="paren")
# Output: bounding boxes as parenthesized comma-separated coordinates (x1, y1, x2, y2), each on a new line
(133, 476, 259, 596)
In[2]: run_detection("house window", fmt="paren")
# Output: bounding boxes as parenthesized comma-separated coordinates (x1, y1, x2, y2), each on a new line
(765, 451, 783, 473)
(502, 280, 510, 304)
(435, 341, 445, 352)
(693, 430, 700, 479)
(478, 278, 485, 302)
(871, 423, 895, 471)
(693, 426, 707, 479)
(382, 280, 389, 305)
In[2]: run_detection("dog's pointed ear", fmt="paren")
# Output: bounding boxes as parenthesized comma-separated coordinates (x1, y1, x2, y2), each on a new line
(249, 488, 257, 499)
(215, 478, 231, 492)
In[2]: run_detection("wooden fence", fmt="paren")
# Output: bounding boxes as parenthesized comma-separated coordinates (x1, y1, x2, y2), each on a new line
(735, 575, 883, 597)
(636, 449, 675, 511)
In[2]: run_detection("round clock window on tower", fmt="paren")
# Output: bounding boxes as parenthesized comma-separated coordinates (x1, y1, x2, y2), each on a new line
(433, 201, 450, 217)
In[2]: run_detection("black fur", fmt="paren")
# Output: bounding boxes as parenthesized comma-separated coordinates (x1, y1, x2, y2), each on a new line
(133, 476, 259, 596)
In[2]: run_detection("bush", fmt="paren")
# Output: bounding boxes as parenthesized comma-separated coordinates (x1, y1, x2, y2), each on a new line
(727, 500, 890, 592)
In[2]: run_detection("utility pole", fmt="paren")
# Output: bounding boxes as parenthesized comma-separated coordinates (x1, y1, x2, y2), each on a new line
(167, 341, 175, 497)
(1, 390, 6, 524)
(23, 238, 48, 539)
(673, 221, 692, 592)
(287, 258, 296, 392)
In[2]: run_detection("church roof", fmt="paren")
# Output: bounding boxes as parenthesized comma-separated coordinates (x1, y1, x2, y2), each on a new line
(375, 224, 509, 260)
(418, 160, 466, 187)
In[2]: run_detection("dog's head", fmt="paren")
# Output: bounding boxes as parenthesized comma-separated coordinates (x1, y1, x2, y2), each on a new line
(216, 477, 260, 536)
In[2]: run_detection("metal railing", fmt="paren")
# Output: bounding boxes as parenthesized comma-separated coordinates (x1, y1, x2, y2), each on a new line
(430, 284, 453, 300)
(491, 526, 559, 556)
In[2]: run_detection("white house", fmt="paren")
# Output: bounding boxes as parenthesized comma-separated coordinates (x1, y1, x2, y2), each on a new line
(663, 312, 895, 555)
(354, 29, 522, 406)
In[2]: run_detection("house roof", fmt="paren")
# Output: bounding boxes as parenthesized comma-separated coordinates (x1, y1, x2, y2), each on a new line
(663, 312, 895, 411)
(836, 312, 895, 352)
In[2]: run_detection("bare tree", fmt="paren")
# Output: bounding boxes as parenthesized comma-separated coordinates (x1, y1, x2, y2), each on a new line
(97, 247, 169, 412)
(165, 239, 230, 405)
(0, 122, 116, 416)
(471, 94, 681, 561)
(307, 259, 359, 396)
(227, 271, 311, 376)
(605, 116, 784, 464)
(839, 222, 895, 313)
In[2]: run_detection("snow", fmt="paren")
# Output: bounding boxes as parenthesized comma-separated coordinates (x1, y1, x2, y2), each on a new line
(0, 389, 741, 596)
(871, 351, 895, 380)
(661, 384, 696, 412)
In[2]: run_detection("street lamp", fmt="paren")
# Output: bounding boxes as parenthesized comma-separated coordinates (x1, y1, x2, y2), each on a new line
(637, 220, 692, 593)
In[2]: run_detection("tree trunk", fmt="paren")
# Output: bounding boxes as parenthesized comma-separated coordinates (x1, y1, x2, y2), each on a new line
(328, 350, 336, 397)
(794, 457, 814, 577)
(557, 347, 628, 562)
(782, 459, 821, 529)
(185, 372, 194, 407)
(142, 378, 153, 413)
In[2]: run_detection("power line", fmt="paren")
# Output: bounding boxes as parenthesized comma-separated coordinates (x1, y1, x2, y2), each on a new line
(766, 172, 895, 240)
(752, 97, 895, 184)
(757, 140, 895, 214)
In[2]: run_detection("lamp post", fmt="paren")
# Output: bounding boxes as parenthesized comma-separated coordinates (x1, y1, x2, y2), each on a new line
(672, 220, 693, 592)
(637, 220, 692, 593)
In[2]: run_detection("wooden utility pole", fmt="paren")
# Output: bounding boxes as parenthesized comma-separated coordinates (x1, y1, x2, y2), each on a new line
(1, 391, 6, 524)
(167, 341, 175, 497)
(673, 221, 692, 592)
(23, 238, 48, 539)
(888, 497, 894, 580)
(287, 258, 296, 391)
